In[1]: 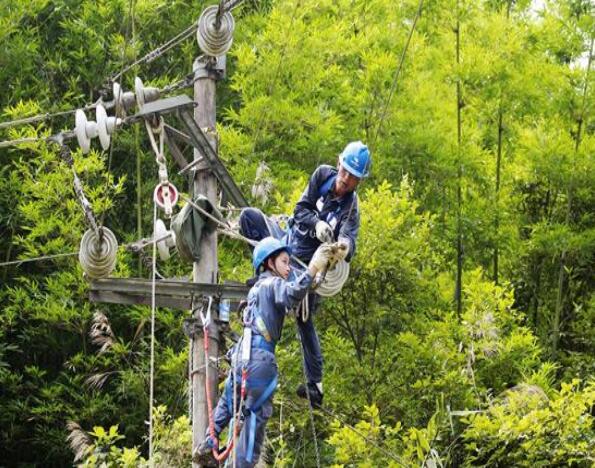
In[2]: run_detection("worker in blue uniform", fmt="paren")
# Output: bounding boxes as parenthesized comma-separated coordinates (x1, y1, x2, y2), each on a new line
(194, 237, 339, 467)
(239, 141, 371, 407)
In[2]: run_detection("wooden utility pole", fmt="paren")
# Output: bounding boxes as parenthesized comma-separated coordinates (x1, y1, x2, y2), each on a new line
(191, 56, 221, 467)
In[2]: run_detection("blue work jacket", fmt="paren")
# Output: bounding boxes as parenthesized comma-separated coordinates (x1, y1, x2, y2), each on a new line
(244, 270, 313, 345)
(290, 165, 360, 262)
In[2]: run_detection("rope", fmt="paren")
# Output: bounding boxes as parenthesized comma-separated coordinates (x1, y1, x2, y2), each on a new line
(371, 0, 424, 147)
(283, 398, 406, 465)
(148, 201, 158, 464)
(179, 194, 310, 270)
(295, 320, 321, 468)
(200, 298, 245, 463)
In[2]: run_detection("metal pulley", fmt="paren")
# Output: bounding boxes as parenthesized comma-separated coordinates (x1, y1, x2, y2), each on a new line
(313, 259, 350, 297)
(154, 218, 176, 261)
(79, 227, 118, 279)
(154, 182, 179, 217)
(196, 5, 235, 56)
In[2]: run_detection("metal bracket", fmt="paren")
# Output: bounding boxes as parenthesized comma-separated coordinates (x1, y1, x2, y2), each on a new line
(178, 107, 248, 207)
(134, 95, 195, 119)
(194, 55, 226, 81)
(183, 317, 203, 338)
(163, 127, 189, 171)
(89, 278, 249, 310)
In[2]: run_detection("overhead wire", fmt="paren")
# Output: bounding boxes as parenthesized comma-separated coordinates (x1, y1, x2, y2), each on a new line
(0, 18, 200, 133)
(249, 0, 303, 154)
(100, 0, 135, 230)
(283, 398, 406, 466)
(371, 0, 424, 148)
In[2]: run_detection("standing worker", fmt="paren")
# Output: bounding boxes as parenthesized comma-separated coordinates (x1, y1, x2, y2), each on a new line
(239, 141, 371, 407)
(194, 237, 339, 466)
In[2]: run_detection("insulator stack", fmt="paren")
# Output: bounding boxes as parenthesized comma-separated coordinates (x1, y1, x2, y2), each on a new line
(196, 5, 235, 56)
(79, 227, 118, 279)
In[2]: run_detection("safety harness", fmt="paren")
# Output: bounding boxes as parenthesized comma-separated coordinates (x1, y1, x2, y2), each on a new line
(239, 276, 279, 463)
(203, 276, 279, 464)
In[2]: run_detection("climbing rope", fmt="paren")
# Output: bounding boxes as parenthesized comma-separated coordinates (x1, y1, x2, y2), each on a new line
(148, 201, 158, 464)
(295, 321, 321, 468)
(283, 398, 406, 466)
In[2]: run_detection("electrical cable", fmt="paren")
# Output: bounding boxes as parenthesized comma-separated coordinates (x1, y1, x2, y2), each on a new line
(371, 0, 424, 147)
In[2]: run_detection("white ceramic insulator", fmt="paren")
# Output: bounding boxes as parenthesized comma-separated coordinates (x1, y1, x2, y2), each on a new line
(75, 109, 98, 154)
(135, 77, 160, 109)
(79, 227, 118, 279)
(154, 219, 176, 261)
(96, 104, 122, 150)
(196, 5, 235, 56)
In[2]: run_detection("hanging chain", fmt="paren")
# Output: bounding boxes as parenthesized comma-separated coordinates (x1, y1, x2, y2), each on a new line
(58, 144, 103, 241)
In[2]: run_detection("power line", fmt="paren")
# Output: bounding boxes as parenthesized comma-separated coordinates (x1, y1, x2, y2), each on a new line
(250, 0, 303, 154)
(0, 252, 79, 268)
(0, 20, 200, 132)
(371, 0, 424, 147)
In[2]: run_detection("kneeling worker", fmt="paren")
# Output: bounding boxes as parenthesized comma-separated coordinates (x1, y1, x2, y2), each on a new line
(195, 237, 341, 467)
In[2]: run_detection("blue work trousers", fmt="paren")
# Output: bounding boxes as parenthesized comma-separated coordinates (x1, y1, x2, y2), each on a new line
(239, 208, 324, 384)
(212, 348, 277, 467)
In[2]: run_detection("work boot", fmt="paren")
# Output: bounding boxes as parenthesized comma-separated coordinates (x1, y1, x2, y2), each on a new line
(296, 382, 323, 408)
(192, 437, 218, 467)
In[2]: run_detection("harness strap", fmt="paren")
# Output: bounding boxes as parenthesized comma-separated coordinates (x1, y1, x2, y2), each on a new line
(245, 375, 278, 462)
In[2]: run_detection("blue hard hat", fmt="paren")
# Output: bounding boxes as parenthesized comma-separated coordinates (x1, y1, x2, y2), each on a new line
(340, 141, 371, 178)
(252, 237, 292, 271)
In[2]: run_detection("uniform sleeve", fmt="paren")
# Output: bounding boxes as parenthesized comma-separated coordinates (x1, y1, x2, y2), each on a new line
(293, 166, 327, 231)
(270, 272, 313, 311)
(338, 194, 360, 261)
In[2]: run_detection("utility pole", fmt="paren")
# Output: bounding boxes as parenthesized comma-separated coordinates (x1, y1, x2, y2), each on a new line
(191, 55, 224, 467)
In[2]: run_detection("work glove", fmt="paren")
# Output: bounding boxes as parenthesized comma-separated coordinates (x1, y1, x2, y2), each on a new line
(315, 220, 334, 244)
(309, 244, 334, 273)
(335, 238, 350, 262)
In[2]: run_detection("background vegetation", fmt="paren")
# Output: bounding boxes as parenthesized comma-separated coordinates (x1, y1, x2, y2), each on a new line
(0, 0, 593, 465)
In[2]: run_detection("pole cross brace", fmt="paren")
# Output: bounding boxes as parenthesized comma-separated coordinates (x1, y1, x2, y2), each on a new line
(178, 107, 248, 208)
(133, 94, 248, 208)
(89, 278, 249, 310)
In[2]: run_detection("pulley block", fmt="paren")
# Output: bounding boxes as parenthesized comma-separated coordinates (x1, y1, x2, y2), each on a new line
(79, 227, 118, 279)
(314, 259, 350, 297)
(154, 218, 176, 261)
(196, 5, 235, 57)
(153, 182, 179, 217)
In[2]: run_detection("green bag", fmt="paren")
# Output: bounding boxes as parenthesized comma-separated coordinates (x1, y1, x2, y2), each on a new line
(171, 195, 223, 264)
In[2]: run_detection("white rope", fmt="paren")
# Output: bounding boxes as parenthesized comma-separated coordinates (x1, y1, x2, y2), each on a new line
(232, 346, 238, 468)
(148, 201, 158, 465)
(295, 323, 321, 468)
(188, 338, 193, 425)
(179, 194, 310, 270)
